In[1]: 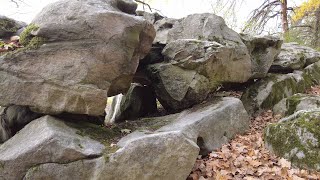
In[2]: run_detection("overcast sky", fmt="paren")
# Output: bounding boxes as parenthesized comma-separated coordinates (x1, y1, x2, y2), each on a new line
(0, 0, 305, 33)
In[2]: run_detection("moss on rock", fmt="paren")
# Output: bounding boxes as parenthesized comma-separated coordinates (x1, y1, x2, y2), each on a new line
(66, 121, 122, 154)
(242, 62, 320, 115)
(261, 75, 298, 109)
(286, 94, 304, 116)
(19, 23, 40, 46)
(264, 111, 320, 170)
(27, 36, 46, 49)
(64, 114, 176, 157)
(0, 18, 19, 35)
(303, 62, 320, 85)
(0, 41, 5, 48)
(1, 24, 47, 58)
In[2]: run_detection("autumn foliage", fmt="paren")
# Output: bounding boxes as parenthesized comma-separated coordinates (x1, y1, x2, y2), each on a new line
(293, 0, 320, 22)
(189, 85, 320, 180)
(188, 109, 320, 180)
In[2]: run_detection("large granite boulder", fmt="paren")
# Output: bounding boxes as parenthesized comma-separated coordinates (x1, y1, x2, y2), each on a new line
(265, 110, 320, 170)
(0, 0, 155, 116)
(270, 43, 320, 72)
(0, 15, 26, 38)
(1, 97, 249, 179)
(241, 60, 320, 114)
(154, 13, 249, 47)
(240, 34, 283, 78)
(105, 83, 157, 123)
(147, 61, 211, 111)
(274, 93, 320, 116)
(241, 72, 306, 114)
(25, 131, 199, 180)
(119, 97, 250, 155)
(0, 116, 105, 179)
(146, 13, 251, 111)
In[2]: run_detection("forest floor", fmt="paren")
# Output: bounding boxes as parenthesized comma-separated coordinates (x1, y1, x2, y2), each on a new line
(188, 86, 320, 180)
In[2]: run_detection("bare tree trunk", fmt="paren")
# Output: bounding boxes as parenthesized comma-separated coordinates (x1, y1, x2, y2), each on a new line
(313, 6, 320, 47)
(280, 0, 289, 33)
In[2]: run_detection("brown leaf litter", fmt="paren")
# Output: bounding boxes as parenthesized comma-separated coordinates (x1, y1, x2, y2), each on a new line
(188, 103, 320, 179)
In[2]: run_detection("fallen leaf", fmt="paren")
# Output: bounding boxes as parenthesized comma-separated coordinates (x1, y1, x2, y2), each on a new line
(120, 129, 131, 134)
(248, 159, 262, 167)
(292, 175, 305, 180)
(279, 158, 291, 169)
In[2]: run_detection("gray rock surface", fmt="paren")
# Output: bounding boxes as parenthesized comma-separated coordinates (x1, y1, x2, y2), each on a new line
(241, 72, 306, 114)
(0, 0, 155, 116)
(273, 93, 320, 116)
(103, 131, 199, 180)
(0, 15, 26, 38)
(154, 13, 248, 46)
(241, 60, 320, 114)
(105, 83, 157, 123)
(153, 17, 177, 44)
(24, 157, 105, 180)
(163, 39, 251, 84)
(142, 14, 253, 111)
(136, 11, 164, 24)
(159, 97, 250, 155)
(271, 42, 320, 72)
(240, 34, 283, 78)
(264, 110, 320, 170)
(120, 97, 250, 155)
(0, 115, 105, 180)
(7, 97, 249, 180)
(147, 61, 211, 112)
(147, 30, 251, 111)
(25, 131, 199, 180)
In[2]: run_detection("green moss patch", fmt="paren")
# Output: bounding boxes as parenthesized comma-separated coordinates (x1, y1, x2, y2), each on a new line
(261, 75, 298, 109)
(264, 111, 320, 170)
(27, 36, 46, 49)
(65, 115, 176, 158)
(0, 18, 19, 34)
(1, 24, 47, 58)
(16, 24, 46, 51)
(66, 122, 122, 154)
(303, 62, 320, 85)
(19, 24, 39, 46)
(0, 41, 5, 47)
(286, 94, 304, 116)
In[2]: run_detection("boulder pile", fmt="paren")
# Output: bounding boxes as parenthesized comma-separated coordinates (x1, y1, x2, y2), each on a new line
(1, 0, 320, 179)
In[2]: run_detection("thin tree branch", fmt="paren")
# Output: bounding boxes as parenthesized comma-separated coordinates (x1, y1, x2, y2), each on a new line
(10, 0, 19, 8)
(134, 0, 152, 12)
(290, 25, 314, 29)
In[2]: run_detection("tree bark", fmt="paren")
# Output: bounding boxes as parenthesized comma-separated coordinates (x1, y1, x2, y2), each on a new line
(280, 0, 289, 33)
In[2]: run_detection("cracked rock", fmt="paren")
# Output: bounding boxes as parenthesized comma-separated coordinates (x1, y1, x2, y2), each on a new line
(0, 115, 105, 180)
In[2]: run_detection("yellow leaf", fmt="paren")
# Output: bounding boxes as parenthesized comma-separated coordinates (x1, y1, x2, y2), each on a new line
(293, 0, 320, 21)
(215, 171, 231, 180)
